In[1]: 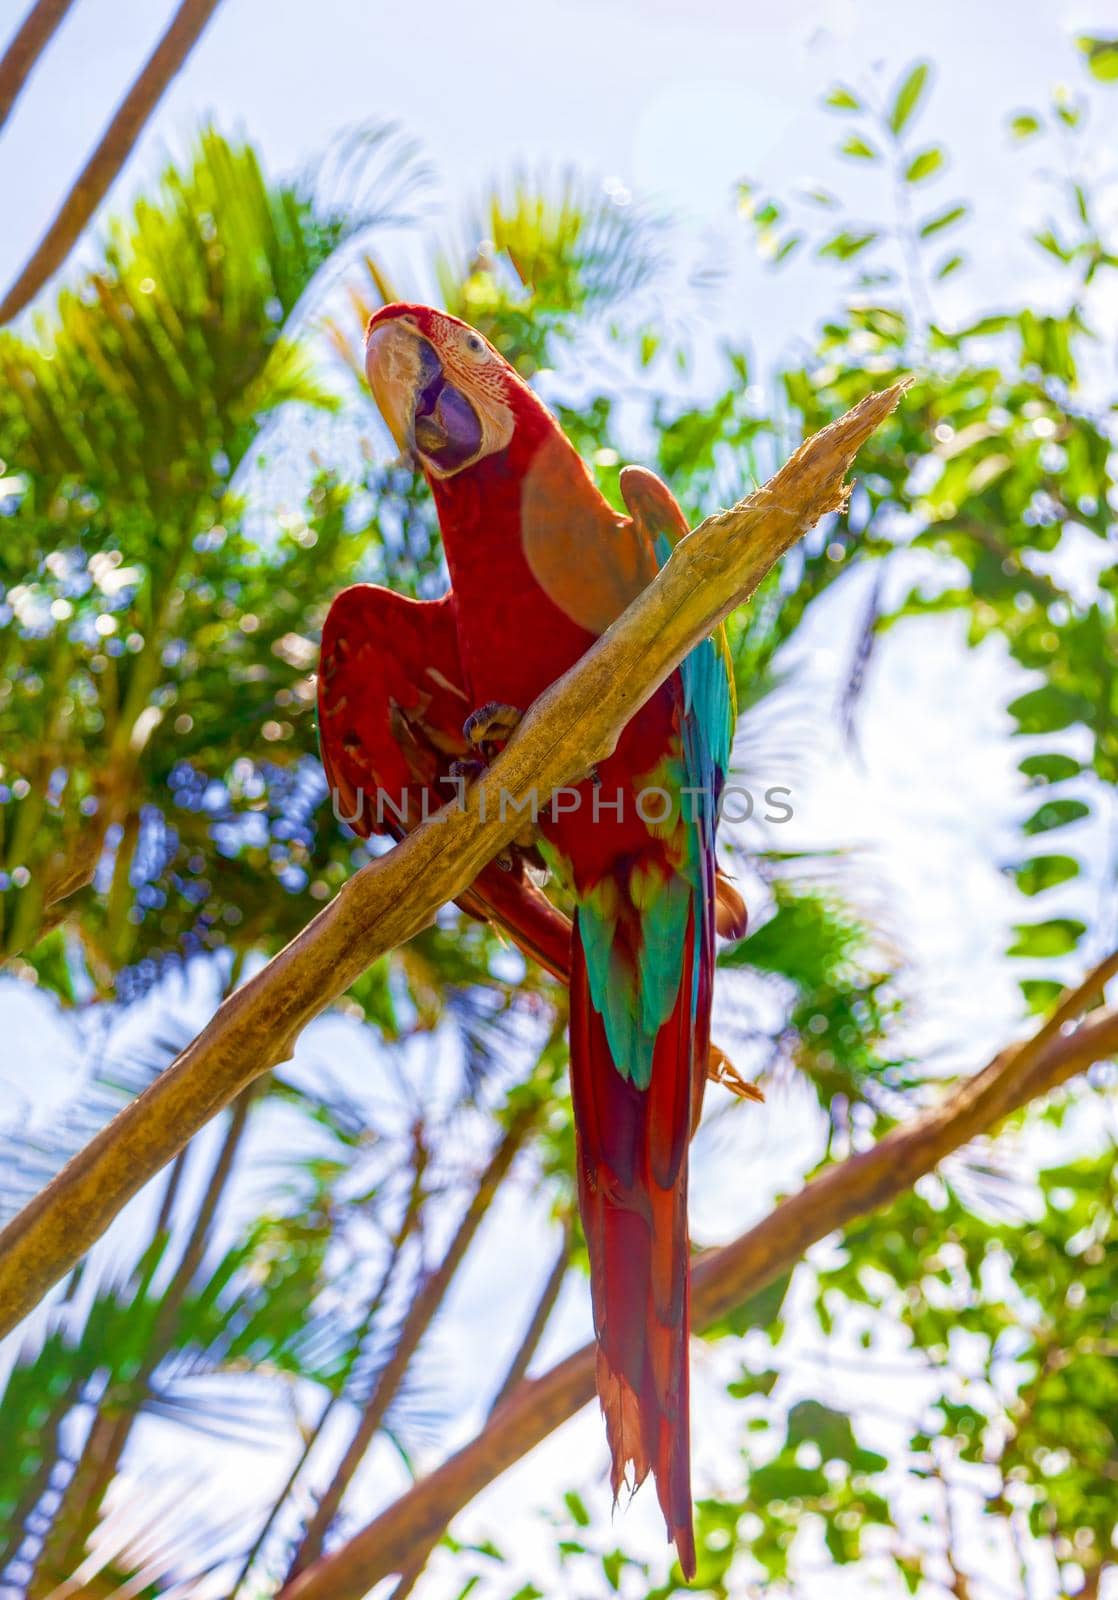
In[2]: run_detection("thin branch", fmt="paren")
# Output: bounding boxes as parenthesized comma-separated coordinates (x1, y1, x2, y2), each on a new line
(286, 1103, 538, 1577)
(0, 381, 906, 1339)
(0, 0, 76, 134)
(0, 0, 224, 325)
(233, 1124, 430, 1598)
(389, 1215, 574, 1600)
(279, 979, 1118, 1600)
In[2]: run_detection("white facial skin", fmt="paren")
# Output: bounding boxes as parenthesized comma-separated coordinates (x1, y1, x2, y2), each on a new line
(364, 314, 516, 478)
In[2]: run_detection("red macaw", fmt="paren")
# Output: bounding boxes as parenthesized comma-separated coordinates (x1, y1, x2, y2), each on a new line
(317, 304, 745, 1577)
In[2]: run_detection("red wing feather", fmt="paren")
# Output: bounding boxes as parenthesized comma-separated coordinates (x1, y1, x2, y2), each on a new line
(318, 583, 572, 981)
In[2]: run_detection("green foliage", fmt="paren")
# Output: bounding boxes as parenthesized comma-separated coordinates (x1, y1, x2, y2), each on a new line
(735, 42, 1117, 992)
(1077, 35, 1118, 83)
(721, 881, 907, 1113)
(888, 62, 931, 136)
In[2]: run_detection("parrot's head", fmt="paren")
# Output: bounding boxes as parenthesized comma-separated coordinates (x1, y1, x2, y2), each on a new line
(364, 304, 522, 480)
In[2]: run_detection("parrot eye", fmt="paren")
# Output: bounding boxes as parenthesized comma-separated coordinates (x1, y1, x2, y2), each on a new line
(462, 331, 489, 361)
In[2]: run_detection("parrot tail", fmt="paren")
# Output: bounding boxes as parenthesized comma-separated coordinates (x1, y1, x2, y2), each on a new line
(569, 908, 701, 1581)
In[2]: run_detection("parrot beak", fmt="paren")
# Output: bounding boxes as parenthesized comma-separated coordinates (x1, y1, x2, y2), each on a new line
(365, 318, 483, 477)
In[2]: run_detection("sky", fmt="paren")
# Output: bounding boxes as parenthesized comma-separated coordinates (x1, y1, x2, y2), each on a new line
(1, 1, 1117, 1596)
(1, 0, 1115, 361)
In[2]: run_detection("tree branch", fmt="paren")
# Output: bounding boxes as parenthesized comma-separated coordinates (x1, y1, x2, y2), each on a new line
(0, 381, 905, 1339)
(0, 0, 76, 134)
(280, 972, 1118, 1600)
(0, 0, 223, 325)
(285, 1101, 539, 1578)
(389, 1215, 574, 1600)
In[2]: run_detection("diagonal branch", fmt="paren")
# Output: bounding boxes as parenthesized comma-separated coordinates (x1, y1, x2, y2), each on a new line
(280, 967, 1118, 1600)
(0, 0, 77, 133)
(0, 0, 223, 325)
(0, 381, 906, 1339)
(285, 1101, 539, 1579)
(389, 1215, 574, 1600)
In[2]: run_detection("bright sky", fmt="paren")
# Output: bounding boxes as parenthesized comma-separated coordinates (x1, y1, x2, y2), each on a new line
(1, 0, 1114, 352)
(1, 1, 1116, 1595)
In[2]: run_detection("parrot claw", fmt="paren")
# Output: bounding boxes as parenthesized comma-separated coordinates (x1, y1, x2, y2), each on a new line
(520, 841, 550, 885)
(707, 1046, 764, 1104)
(463, 701, 522, 752)
(447, 757, 486, 787)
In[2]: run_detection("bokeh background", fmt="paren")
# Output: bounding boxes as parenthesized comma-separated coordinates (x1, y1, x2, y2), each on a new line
(1, 2, 1116, 1597)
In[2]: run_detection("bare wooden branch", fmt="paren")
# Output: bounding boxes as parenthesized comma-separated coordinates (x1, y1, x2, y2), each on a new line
(0, 0, 77, 134)
(0, 381, 905, 1339)
(0, 0, 223, 324)
(389, 1216, 575, 1600)
(280, 981, 1118, 1600)
(285, 1103, 538, 1578)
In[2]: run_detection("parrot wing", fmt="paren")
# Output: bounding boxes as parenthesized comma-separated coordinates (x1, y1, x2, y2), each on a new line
(317, 583, 572, 980)
(620, 467, 747, 943)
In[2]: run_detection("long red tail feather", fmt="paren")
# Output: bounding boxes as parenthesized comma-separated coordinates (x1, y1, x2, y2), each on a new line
(570, 908, 701, 1579)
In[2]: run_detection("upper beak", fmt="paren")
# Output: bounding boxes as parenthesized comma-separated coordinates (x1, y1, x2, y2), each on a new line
(365, 320, 483, 475)
(364, 319, 427, 455)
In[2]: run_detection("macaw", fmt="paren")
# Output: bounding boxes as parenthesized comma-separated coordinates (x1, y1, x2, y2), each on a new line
(317, 304, 745, 1577)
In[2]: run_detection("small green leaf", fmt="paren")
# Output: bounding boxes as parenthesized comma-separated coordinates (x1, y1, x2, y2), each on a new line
(936, 253, 965, 279)
(1012, 854, 1080, 896)
(889, 62, 931, 135)
(1023, 799, 1089, 835)
(817, 229, 879, 261)
(1020, 978, 1064, 1014)
(1035, 229, 1074, 264)
(840, 135, 879, 161)
(904, 146, 944, 183)
(919, 204, 966, 238)
(728, 1366, 780, 1399)
(564, 1490, 590, 1527)
(800, 185, 840, 208)
(1007, 918, 1086, 958)
(1007, 686, 1085, 735)
(1009, 111, 1042, 139)
(1077, 35, 1118, 82)
(602, 1550, 630, 1590)
(1019, 753, 1081, 783)
(826, 85, 862, 111)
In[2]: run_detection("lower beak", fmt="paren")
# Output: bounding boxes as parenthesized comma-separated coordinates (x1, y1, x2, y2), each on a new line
(365, 323, 483, 475)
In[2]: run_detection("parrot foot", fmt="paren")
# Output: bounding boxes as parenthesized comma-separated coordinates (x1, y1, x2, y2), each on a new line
(463, 701, 522, 752)
(444, 755, 486, 793)
(445, 757, 527, 874)
(454, 713, 548, 877)
(447, 757, 486, 787)
(707, 1045, 764, 1104)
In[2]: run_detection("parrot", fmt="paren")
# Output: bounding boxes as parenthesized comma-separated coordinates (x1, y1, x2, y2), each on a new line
(317, 303, 746, 1577)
